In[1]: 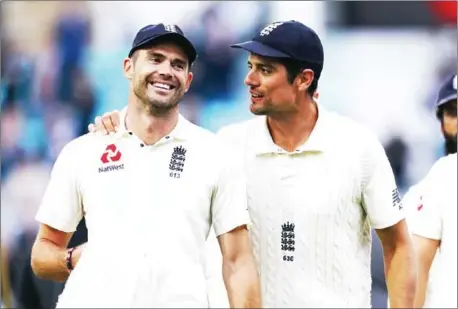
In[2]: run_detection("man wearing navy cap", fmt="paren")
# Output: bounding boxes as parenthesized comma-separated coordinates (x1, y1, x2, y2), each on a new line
(217, 20, 415, 308)
(89, 20, 416, 307)
(401, 73, 457, 308)
(436, 74, 457, 155)
(31, 24, 260, 308)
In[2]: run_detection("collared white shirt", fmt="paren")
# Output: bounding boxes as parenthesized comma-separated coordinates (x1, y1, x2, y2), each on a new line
(35, 109, 250, 308)
(217, 104, 404, 308)
(409, 153, 457, 308)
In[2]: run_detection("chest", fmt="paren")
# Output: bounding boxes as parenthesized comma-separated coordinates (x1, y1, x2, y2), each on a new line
(245, 152, 362, 217)
(78, 142, 215, 231)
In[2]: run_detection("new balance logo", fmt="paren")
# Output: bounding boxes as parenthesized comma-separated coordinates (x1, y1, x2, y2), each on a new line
(260, 22, 283, 36)
(99, 144, 124, 173)
(392, 188, 402, 210)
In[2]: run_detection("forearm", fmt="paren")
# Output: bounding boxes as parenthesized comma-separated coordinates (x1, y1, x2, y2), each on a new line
(223, 254, 262, 308)
(31, 240, 81, 282)
(414, 267, 429, 308)
(385, 244, 416, 308)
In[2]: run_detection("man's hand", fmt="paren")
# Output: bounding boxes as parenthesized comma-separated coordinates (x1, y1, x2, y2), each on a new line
(88, 110, 121, 135)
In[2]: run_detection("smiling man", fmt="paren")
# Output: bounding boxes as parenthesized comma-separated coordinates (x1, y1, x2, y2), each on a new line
(31, 24, 260, 308)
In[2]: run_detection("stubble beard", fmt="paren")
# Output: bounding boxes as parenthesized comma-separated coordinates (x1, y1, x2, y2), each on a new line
(134, 83, 183, 116)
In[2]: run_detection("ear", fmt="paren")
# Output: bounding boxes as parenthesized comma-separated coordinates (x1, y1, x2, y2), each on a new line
(184, 72, 194, 93)
(296, 69, 314, 93)
(123, 57, 134, 80)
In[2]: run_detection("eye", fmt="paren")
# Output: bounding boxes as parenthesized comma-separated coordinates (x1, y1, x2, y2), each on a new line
(173, 63, 185, 70)
(261, 67, 271, 74)
(150, 57, 161, 64)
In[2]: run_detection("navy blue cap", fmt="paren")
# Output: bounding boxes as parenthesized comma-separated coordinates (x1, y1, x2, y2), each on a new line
(437, 74, 457, 107)
(231, 20, 324, 78)
(129, 24, 197, 64)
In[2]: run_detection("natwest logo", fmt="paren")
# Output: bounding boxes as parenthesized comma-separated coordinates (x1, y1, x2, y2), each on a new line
(101, 144, 122, 163)
(99, 144, 124, 173)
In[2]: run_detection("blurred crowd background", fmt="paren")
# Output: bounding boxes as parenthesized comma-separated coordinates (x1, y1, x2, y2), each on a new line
(1, 1, 456, 308)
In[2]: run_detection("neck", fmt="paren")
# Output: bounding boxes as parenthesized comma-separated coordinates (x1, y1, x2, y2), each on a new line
(267, 98, 318, 152)
(125, 95, 179, 145)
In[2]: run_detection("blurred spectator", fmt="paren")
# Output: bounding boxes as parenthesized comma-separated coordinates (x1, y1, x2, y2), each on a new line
(70, 68, 96, 137)
(53, 1, 91, 103)
(384, 136, 409, 192)
(190, 3, 238, 102)
(1, 162, 88, 309)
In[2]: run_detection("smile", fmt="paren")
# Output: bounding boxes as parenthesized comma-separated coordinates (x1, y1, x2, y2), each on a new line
(150, 82, 176, 91)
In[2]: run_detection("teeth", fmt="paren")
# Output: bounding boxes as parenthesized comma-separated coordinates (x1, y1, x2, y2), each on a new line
(251, 94, 262, 98)
(153, 83, 172, 90)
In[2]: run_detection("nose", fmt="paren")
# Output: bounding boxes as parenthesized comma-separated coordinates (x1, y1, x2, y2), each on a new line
(157, 61, 173, 79)
(244, 69, 260, 87)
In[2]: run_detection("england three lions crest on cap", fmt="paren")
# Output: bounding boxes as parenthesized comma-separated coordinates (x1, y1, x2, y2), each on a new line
(164, 24, 177, 33)
(260, 22, 284, 36)
(169, 145, 187, 178)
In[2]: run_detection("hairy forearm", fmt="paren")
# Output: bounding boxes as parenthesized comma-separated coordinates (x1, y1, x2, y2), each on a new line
(223, 254, 262, 308)
(31, 239, 74, 282)
(385, 244, 417, 308)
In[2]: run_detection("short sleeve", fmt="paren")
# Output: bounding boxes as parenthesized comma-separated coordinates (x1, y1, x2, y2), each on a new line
(211, 146, 250, 237)
(409, 168, 443, 240)
(361, 132, 405, 229)
(35, 141, 83, 232)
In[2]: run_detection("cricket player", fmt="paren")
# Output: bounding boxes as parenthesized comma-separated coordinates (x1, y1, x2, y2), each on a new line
(31, 24, 261, 308)
(89, 20, 416, 307)
(402, 74, 457, 308)
(409, 152, 457, 308)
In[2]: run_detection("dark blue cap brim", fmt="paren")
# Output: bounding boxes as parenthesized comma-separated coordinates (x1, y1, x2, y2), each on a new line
(437, 93, 458, 107)
(231, 41, 291, 58)
(129, 33, 197, 64)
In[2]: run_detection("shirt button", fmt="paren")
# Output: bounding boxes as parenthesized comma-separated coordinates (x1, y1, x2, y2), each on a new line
(165, 136, 170, 139)
(140, 143, 145, 147)
(128, 132, 133, 135)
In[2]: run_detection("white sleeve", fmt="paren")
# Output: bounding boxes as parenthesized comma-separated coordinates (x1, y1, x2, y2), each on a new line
(402, 182, 423, 227)
(361, 132, 405, 229)
(35, 141, 83, 232)
(409, 169, 442, 240)
(211, 147, 250, 237)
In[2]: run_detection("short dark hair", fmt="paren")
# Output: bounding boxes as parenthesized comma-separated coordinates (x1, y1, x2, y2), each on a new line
(274, 57, 320, 96)
(436, 99, 457, 122)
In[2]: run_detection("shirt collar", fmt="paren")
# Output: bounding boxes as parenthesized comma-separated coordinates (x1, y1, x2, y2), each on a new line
(117, 106, 190, 141)
(254, 104, 331, 155)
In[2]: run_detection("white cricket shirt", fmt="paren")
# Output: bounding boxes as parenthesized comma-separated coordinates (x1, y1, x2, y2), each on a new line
(409, 153, 457, 308)
(217, 104, 405, 308)
(35, 110, 250, 308)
